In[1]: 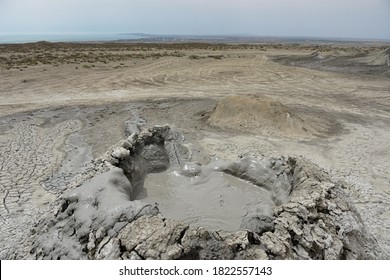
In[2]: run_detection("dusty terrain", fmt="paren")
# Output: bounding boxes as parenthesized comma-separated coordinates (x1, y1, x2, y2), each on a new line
(0, 42, 389, 259)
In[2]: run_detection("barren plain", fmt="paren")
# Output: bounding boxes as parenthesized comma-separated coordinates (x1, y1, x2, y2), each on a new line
(0, 42, 389, 259)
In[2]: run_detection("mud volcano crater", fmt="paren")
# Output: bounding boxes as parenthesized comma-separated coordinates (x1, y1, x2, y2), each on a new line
(30, 125, 383, 260)
(118, 130, 292, 232)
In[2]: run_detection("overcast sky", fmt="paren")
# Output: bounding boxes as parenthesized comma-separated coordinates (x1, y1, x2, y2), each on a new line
(0, 0, 389, 39)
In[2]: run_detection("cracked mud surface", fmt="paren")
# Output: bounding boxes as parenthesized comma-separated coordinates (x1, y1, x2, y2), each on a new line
(0, 119, 82, 258)
(0, 42, 389, 259)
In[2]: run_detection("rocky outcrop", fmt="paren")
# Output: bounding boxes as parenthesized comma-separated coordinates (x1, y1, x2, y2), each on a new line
(29, 125, 384, 259)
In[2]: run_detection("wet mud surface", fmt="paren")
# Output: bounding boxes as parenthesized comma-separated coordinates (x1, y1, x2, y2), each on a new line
(142, 169, 274, 232)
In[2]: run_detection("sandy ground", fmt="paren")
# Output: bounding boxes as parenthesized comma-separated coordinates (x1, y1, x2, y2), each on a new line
(0, 42, 389, 258)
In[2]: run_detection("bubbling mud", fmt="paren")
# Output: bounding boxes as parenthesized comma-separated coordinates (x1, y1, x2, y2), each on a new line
(115, 126, 291, 233)
(139, 163, 274, 232)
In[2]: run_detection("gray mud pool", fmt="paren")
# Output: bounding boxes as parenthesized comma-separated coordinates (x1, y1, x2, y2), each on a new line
(138, 163, 274, 232)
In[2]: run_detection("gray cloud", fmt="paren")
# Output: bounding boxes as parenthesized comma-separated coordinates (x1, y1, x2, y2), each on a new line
(0, 0, 389, 39)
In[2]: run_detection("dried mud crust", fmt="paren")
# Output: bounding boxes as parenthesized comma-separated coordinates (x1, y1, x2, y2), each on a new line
(0, 119, 83, 258)
(30, 126, 383, 260)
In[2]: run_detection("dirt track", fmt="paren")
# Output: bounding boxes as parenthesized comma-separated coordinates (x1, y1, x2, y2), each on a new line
(0, 43, 389, 258)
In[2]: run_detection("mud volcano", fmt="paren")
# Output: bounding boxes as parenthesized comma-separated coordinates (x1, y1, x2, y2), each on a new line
(30, 126, 383, 260)
(355, 47, 390, 67)
(110, 126, 289, 232)
(208, 96, 335, 138)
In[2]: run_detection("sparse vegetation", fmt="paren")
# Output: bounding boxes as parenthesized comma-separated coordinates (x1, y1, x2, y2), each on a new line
(207, 54, 224, 59)
(189, 55, 201, 60)
(0, 41, 384, 70)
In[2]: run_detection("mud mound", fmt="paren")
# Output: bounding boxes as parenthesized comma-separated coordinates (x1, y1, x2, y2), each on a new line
(355, 48, 390, 67)
(310, 51, 326, 60)
(29, 126, 383, 260)
(208, 96, 333, 138)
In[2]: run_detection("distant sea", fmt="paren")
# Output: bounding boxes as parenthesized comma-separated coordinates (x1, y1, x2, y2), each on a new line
(1, 33, 388, 45)
(0, 33, 143, 44)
